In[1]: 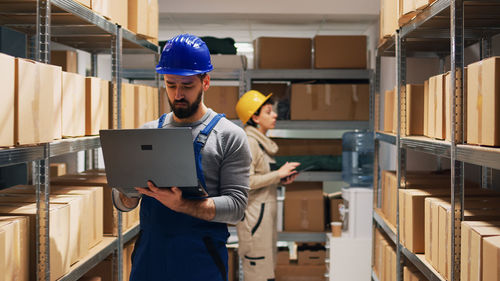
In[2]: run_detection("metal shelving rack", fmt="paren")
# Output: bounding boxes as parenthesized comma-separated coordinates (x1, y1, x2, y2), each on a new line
(0, 0, 159, 280)
(372, 1, 500, 281)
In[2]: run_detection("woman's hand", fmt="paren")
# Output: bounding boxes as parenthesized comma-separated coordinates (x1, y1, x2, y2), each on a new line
(278, 161, 300, 179)
(280, 172, 299, 185)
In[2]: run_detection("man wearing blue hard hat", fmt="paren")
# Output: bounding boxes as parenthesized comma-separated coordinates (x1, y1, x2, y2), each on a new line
(112, 34, 252, 281)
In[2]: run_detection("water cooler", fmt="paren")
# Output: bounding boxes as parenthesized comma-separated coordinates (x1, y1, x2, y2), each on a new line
(328, 130, 374, 281)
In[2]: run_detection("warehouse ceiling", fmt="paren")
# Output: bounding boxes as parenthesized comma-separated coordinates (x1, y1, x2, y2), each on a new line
(158, 0, 379, 43)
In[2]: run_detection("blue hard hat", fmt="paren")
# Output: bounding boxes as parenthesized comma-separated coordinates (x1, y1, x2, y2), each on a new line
(156, 34, 213, 76)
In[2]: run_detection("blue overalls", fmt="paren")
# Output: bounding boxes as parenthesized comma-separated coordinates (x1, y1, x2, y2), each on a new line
(129, 113, 229, 281)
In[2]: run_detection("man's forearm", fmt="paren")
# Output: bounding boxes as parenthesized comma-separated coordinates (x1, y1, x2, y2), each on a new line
(177, 198, 216, 221)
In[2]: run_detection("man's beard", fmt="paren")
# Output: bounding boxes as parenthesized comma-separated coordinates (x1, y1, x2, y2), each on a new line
(168, 89, 203, 119)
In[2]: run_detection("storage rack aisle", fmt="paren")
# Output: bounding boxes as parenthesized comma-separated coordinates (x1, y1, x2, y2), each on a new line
(372, 1, 500, 281)
(0, 0, 159, 280)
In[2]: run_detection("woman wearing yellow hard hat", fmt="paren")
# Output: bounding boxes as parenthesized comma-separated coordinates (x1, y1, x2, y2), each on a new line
(235, 90, 300, 281)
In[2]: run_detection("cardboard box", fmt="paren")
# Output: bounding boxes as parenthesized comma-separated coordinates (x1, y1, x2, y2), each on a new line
(108, 0, 127, 27)
(50, 163, 67, 177)
(313, 35, 367, 69)
(275, 264, 326, 281)
(121, 83, 136, 129)
(92, 0, 111, 20)
(0, 203, 70, 281)
(51, 51, 77, 73)
(128, 0, 148, 36)
(284, 182, 325, 232)
(277, 248, 291, 265)
(204, 86, 239, 119)
(380, 0, 399, 39)
(134, 85, 148, 128)
(298, 249, 326, 265)
(273, 139, 341, 156)
(86, 77, 104, 135)
(0, 52, 15, 146)
(461, 221, 500, 281)
(62, 71, 86, 137)
(43, 63, 63, 141)
(403, 265, 426, 281)
(291, 84, 369, 120)
(430, 73, 446, 139)
(483, 236, 500, 281)
(405, 84, 425, 136)
(211, 54, 247, 69)
(0, 216, 29, 281)
(254, 37, 312, 69)
(384, 89, 395, 133)
(150, 87, 159, 120)
(467, 57, 500, 146)
(0, 194, 88, 265)
(81, 257, 113, 281)
(100, 80, 110, 130)
(159, 87, 171, 116)
(423, 80, 429, 137)
(147, 0, 158, 40)
(251, 83, 289, 103)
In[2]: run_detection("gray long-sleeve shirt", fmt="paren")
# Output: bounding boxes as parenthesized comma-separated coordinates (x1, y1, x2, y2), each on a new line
(115, 109, 251, 224)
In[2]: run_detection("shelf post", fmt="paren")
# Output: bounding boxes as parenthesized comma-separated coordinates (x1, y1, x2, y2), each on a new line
(450, 0, 465, 280)
(35, 144, 50, 281)
(36, 0, 51, 63)
(112, 24, 124, 281)
(396, 30, 407, 281)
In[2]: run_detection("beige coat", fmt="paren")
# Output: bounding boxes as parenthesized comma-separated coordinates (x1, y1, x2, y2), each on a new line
(237, 126, 281, 281)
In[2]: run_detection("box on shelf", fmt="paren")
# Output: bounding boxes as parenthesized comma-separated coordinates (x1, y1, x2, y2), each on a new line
(461, 221, 500, 281)
(290, 84, 369, 120)
(297, 249, 326, 265)
(403, 265, 426, 281)
(50, 163, 67, 178)
(211, 54, 247, 70)
(44, 63, 63, 141)
(405, 84, 425, 136)
(0, 203, 70, 281)
(100, 80, 111, 130)
(159, 87, 171, 116)
(147, 0, 158, 40)
(380, 0, 398, 40)
(428, 73, 446, 139)
(483, 236, 500, 281)
(121, 83, 136, 129)
(0, 216, 29, 281)
(254, 37, 312, 69)
(275, 264, 326, 281)
(284, 182, 325, 232)
(108, 0, 128, 27)
(251, 83, 289, 102)
(423, 80, 429, 137)
(134, 85, 148, 128)
(273, 139, 342, 156)
(85, 77, 107, 135)
(313, 35, 367, 69)
(51, 50, 77, 73)
(467, 57, 500, 146)
(204, 86, 239, 119)
(62, 71, 86, 137)
(0, 52, 15, 147)
(128, 0, 148, 36)
(383, 89, 395, 133)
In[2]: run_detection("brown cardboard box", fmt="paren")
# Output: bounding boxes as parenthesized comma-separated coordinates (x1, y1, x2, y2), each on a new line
(128, 0, 148, 36)
(147, 0, 158, 40)
(273, 139, 341, 156)
(384, 89, 395, 133)
(461, 221, 500, 281)
(42, 63, 63, 141)
(134, 85, 148, 128)
(424, 197, 442, 266)
(467, 57, 500, 146)
(100, 80, 110, 130)
(0, 53, 15, 147)
(92, 0, 111, 19)
(275, 264, 326, 281)
(403, 265, 426, 281)
(298, 249, 326, 265)
(284, 182, 325, 232)
(251, 83, 289, 101)
(0, 184, 102, 251)
(15, 59, 54, 145)
(159, 87, 171, 115)
(50, 163, 67, 177)
(108, 0, 127, 27)
(0, 216, 29, 281)
(423, 80, 429, 137)
(277, 248, 290, 265)
(405, 84, 425, 136)
(313, 35, 367, 69)
(204, 86, 239, 119)
(86, 77, 105, 135)
(254, 37, 312, 69)
(150, 87, 159, 120)
(483, 236, 500, 281)
(290, 84, 369, 120)
(0, 194, 88, 265)
(430, 73, 445, 139)
(121, 83, 136, 129)
(62, 71, 86, 137)
(81, 256, 113, 281)
(0, 203, 70, 281)
(51, 51, 77, 73)
(380, 0, 398, 39)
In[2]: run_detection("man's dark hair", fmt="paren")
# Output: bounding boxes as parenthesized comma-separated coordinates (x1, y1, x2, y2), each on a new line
(246, 98, 274, 127)
(198, 73, 207, 81)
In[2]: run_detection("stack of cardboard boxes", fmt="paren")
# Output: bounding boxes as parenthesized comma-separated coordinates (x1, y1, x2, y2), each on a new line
(382, 84, 424, 136)
(275, 243, 327, 281)
(373, 227, 398, 281)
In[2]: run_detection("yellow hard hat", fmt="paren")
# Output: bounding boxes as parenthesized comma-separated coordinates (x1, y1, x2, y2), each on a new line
(236, 90, 272, 124)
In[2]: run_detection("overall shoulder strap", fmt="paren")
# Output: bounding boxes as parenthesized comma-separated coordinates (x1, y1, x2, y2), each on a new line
(193, 113, 226, 190)
(157, 113, 167, 128)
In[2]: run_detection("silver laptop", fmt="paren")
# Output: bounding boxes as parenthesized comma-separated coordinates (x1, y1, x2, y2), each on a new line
(99, 128, 207, 198)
